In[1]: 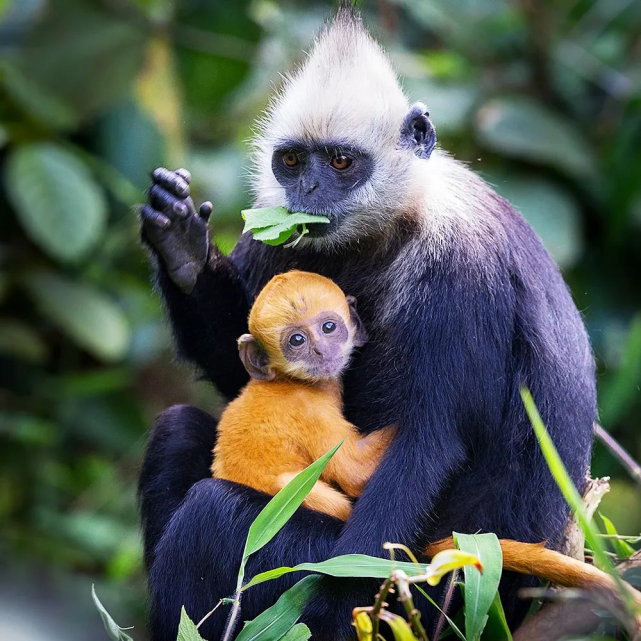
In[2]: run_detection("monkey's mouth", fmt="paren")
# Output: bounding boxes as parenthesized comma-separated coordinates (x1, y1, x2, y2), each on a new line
(299, 212, 338, 239)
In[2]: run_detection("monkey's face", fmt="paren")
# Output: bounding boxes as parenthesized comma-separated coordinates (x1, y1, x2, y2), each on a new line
(270, 142, 375, 238)
(279, 312, 354, 381)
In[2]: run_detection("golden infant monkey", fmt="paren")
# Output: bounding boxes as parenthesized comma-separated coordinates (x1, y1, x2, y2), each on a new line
(211, 270, 393, 521)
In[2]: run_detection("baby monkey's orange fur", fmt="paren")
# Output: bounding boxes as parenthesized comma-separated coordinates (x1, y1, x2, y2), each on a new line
(212, 271, 393, 521)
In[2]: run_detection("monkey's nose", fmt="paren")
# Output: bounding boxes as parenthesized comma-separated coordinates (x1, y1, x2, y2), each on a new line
(303, 181, 318, 195)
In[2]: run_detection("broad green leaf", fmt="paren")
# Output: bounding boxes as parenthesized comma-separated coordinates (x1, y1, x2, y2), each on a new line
(6, 143, 107, 263)
(177, 607, 207, 641)
(241, 207, 329, 247)
(279, 623, 312, 641)
(236, 575, 321, 641)
(475, 96, 596, 179)
(251, 226, 297, 244)
(242, 440, 343, 562)
(24, 272, 130, 361)
(242, 207, 291, 231)
(482, 592, 512, 641)
(453, 532, 502, 641)
(380, 612, 416, 640)
(91, 585, 134, 641)
(600, 513, 635, 559)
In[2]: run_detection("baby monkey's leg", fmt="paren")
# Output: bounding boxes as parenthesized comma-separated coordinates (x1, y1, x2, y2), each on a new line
(277, 473, 352, 521)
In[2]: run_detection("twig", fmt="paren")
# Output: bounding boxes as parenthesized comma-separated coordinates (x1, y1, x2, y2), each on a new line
(595, 424, 641, 486)
(433, 570, 458, 641)
(196, 599, 224, 629)
(394, 570, 429, 641)
(370, 577, 394, 640)
(221, 591, 242, 641)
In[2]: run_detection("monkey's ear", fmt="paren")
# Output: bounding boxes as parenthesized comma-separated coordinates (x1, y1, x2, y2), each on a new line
(400, 102, 436, 160)
(238, 334, 275, 380)
(346, 296, 369, 347)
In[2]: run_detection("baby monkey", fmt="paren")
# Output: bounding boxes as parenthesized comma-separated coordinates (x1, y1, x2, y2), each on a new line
(212, 270, 393, 520)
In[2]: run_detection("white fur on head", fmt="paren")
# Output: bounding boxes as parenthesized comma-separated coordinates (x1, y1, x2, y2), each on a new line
(251, 5, 427, 247)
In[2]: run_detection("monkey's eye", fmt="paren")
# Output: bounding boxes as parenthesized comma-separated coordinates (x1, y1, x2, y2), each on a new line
(330, 154, 352, 170)
(289, 333, 306, 347)
(283, 152, 299, 167)
(322, 321, 337, 334)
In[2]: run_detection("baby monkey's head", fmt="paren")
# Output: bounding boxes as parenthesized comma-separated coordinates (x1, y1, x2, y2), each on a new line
(238, 271, 368, 383)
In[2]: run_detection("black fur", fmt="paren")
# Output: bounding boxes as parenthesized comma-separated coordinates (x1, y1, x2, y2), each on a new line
(139, 177, 596, 638)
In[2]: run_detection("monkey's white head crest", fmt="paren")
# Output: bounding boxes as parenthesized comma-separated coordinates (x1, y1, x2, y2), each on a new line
(265, 7, 409, 150)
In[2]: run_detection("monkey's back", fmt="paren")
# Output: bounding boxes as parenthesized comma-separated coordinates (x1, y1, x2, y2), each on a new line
(211, 378, 346, 496)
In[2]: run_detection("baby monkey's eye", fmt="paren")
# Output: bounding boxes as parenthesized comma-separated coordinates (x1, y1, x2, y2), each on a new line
(322, 321, 337, 334)
(283, 152, 299, 167)
(289, 333, 306, 347)
(330, 154, 352, 170)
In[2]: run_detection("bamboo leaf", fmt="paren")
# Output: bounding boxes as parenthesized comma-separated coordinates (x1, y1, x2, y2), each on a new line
(236, 575, 321, 641)
(600, 513, 635, 559)
(482, 592, 512, 641)
(453, 533, 502, 641)
(242, 440, 343, 562)
(91, 585, 135, 641)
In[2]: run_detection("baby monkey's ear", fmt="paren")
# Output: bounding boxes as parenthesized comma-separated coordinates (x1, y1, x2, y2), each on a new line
(238, 334, 275, 380)
(346, 296, 369, 347)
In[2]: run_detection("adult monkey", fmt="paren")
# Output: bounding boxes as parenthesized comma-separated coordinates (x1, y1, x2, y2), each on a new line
(138, 4, 596, 640)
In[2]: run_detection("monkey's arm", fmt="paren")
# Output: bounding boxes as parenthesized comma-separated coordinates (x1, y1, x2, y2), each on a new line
(140, 168, 250, 397)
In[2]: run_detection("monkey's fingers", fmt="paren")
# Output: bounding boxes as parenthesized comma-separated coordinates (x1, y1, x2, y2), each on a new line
(152, 167, 190, 198)
(148, 184, 197, 221)
(174, 168, 192, 184)
(199, 201, 213, 222)
(140, 204, 170, 229)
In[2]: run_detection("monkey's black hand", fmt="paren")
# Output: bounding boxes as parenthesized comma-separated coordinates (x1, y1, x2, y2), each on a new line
(140, 167, 213, 294)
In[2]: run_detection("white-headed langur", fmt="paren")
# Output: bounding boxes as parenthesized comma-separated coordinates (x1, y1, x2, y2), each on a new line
(138, 3, 596, 640)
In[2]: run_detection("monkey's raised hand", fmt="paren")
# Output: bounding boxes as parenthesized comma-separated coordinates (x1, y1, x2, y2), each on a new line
(140, 167, 213, 294)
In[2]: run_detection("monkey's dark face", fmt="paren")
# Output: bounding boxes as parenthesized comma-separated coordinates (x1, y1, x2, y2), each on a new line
(279, 312, 353, 380)
(271, 140, 374, 235)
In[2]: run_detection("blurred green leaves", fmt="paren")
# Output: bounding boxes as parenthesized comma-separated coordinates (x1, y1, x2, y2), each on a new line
(6, 143, 107, 263)
(24, 272, 130, 361)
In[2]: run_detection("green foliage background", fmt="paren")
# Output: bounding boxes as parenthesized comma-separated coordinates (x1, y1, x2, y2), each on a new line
(0, 0, 640, 638)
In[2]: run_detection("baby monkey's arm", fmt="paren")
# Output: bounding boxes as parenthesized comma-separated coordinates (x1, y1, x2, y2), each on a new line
(324, 424, 396, 498)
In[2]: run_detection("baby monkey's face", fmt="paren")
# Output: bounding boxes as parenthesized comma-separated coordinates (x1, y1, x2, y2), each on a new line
(280, 311, 352, 381)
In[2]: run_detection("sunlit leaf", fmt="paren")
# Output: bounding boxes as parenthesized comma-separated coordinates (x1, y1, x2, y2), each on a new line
(177, 607, 206, 641)
(91, 585, 135, 641)
(24, 272, 130, 361)
(236, 575, 321, 641)
(600, 513, 635, 559)
(6, 143, 107, 263)
(453, 533, 502, 641)
(380, 612, 416, 640)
